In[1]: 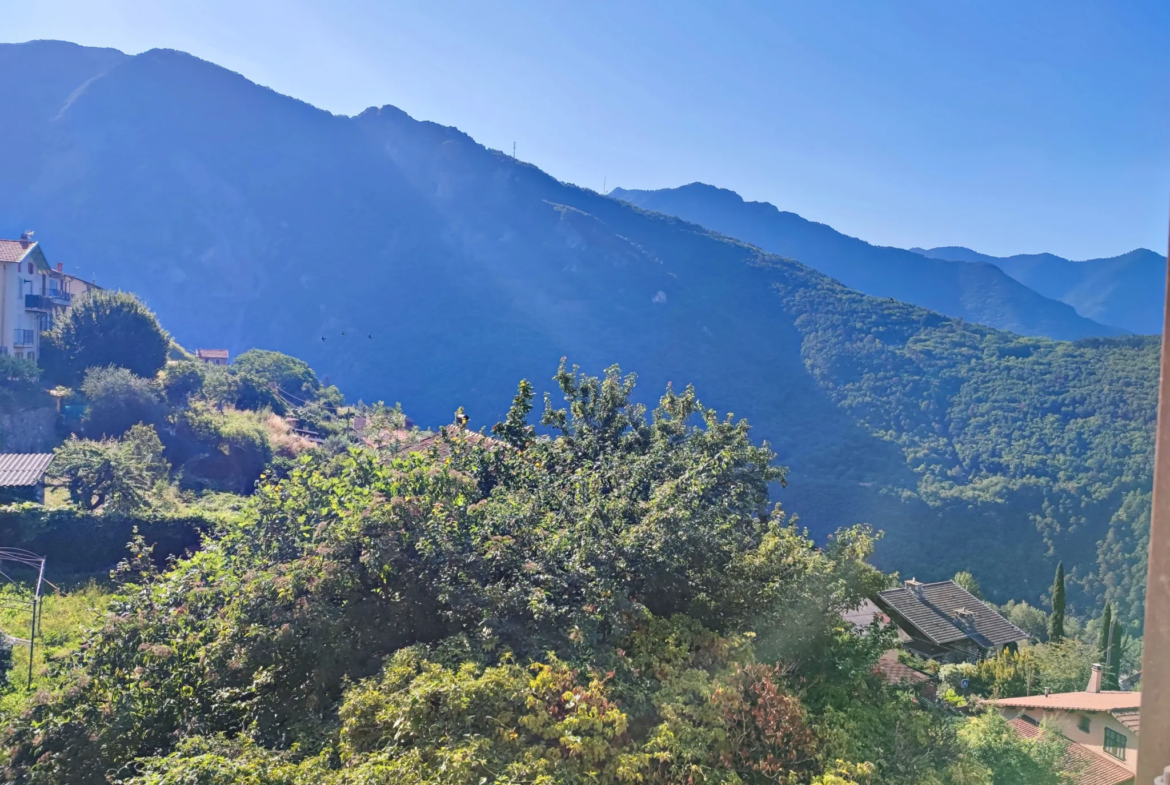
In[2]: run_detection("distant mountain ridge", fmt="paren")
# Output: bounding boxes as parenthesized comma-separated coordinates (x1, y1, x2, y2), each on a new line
(911, 246, 1167, 335)
(611, 183, 1125, 340)
(0, 40, 1158, 615)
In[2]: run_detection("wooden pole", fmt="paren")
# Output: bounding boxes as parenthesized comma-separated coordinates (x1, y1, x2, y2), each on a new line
(1137, 220, 1170, 784)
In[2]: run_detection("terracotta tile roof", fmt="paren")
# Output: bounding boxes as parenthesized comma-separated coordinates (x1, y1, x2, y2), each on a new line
(1008, 718, 1133, 785)
(875, 649, 932, 685)
(0, 240, 35, 264)
(0, 454, 54, 486)
(1110, 708, 1140, 736)
(195, 349, 230, 360)
(875, 581, 1029, 648)
(991, 691, 1140, 713)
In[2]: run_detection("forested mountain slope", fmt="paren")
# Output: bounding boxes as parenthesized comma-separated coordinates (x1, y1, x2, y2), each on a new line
(0, 41, 1157, 617)
(610, 183, 1124, 340)
(914, 245, 1167, 335)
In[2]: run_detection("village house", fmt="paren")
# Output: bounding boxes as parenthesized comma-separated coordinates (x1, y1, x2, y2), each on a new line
(872, 578, 1029, 662)
(194, 349, 229, 365)
(0, 232, 99, 362)
(990, 664, 1140, 785)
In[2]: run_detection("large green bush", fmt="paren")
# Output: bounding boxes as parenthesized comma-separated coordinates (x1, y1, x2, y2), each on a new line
(232, 349, 321, 400)
(80, 366, 166, 438)
(41, 291, 169, 387)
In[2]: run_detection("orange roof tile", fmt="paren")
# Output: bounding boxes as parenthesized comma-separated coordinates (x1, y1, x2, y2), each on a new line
(1008, 719, 1133, 785)
(991, 691, 1140, 713)
(875, 649, 932, 685)
(1110, 708, 1139, 736)
(0, 239, 35, 264)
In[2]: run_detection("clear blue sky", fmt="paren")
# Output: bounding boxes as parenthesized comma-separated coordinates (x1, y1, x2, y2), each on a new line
(6, 0, 1169, 259)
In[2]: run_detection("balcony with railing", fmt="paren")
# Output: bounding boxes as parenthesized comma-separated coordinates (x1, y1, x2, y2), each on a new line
(25, 289, 73, 312)
(23, 294, 50, 312)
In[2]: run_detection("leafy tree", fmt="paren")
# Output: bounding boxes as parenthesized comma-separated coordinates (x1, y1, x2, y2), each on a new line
(999, 600, 1048, 641)
(161, 360, 208, 405)
(1030, 639, 1095, 695)
(952, 570, 983, 599)
(48, 424, 170, 512)
(491, 378, 535, 448)
(957, 711, 1070, 785)
(1048, 561, 1065, 642)
(41, 291, 169, 386)
(81, 366, 166, 438)
(165, 360, 287, 414)
(233, 349, 321, 400)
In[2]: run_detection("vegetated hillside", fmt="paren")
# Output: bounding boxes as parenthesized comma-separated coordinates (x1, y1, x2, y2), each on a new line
(0, 41, 1157, 615)
(913, 245, 1167, 335)
(609, 183, 1124, 340)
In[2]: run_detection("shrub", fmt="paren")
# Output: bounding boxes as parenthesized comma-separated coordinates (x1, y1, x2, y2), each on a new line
(162, 361, 208, 406)
(0, 355, 39, 384)
(81, 366, 166, 438)
(41, 290, 169, 386)
(169, 404, 272, 493)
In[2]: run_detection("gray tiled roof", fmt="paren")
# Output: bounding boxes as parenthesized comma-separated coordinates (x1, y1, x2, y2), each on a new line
(875, 581, 1028, 648)
(0, 454, 54, 486)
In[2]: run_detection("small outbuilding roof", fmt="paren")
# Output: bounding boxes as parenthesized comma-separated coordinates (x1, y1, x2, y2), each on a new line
(195, 349, 230, 360)
(0, 454, 54, 486)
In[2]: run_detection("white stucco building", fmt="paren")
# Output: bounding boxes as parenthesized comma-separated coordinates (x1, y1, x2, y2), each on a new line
(0, 232, 99, 362)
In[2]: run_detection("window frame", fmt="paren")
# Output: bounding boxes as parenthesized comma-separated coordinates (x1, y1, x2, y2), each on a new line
(1103, 726, 1126, 760)
(1077, 715, 1090, 734)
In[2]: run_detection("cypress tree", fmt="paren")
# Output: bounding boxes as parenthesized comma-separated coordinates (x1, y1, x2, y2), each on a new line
(1097, 603, 1112, 666)
(1048, 561, 1066, 642)
(1106, 619, 1124, 690)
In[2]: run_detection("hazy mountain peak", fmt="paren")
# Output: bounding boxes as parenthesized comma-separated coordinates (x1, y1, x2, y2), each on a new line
(917, 245, 1167, 333)
(613, 184, 1124, 339)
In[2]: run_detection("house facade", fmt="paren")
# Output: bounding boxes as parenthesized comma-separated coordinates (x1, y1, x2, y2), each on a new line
(194, 349, 229, 365)
(0, 232, 100, 362)
(872, 578, 1029, 663)
(991, 665, 1140, 785)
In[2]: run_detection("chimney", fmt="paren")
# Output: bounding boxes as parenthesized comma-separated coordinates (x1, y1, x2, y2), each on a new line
(55, 263, 62, 272)
(905, 577, 925, 597)
(1087, 663, 1103, 693)
(19, 230, 34, 243)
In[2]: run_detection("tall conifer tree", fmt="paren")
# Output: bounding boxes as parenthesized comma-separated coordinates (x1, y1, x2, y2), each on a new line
(1048, 561, 1065, 641)
(1106, 620, 1124, 690)
(1097, 603, 1113, 667)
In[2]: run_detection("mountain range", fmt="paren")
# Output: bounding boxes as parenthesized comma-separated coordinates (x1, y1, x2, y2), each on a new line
(613, 183, 1165, 338)
(0, 40, 1159, 617)
(911, 245, 1166, 335)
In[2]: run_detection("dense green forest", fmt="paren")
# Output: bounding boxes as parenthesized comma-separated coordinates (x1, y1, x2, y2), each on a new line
(760, 257, 1159, 625)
